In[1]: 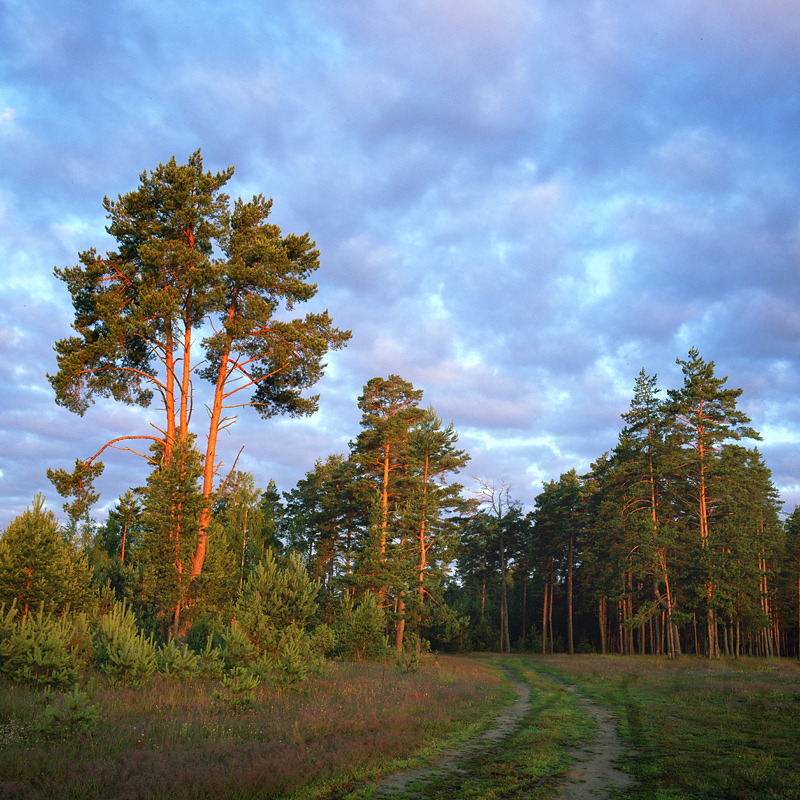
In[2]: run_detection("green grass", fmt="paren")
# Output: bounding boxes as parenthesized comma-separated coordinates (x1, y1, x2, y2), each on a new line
(534, 654, 800, 800)
(4, 654, 796, 799)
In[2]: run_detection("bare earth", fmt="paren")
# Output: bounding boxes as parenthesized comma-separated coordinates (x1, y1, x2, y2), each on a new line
(375, 665, 635, 799)
(551, 678, 636, 800)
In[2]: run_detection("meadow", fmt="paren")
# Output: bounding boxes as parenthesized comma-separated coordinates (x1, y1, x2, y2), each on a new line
(536, 654, 800, 800)
(0, 656, 510, 800)
(1, 654, 798, 800)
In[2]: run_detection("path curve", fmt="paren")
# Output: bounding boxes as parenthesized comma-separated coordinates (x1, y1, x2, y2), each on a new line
(375, 666, 531, 796)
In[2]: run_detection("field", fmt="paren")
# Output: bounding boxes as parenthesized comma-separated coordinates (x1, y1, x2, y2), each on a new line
(1, 654, 798, 799)
(537, 654, 800, 800)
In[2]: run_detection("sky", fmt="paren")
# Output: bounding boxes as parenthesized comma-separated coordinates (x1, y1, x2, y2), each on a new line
(2, 0, 800, 529)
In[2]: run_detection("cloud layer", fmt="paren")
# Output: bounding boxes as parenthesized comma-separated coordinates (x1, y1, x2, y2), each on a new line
(2, 0, 800, 527)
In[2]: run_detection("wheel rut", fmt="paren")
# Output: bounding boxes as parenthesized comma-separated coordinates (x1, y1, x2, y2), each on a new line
(373, 663, 635, 800)
(375, 665, 530, 796)
(545, 673, 636, 800)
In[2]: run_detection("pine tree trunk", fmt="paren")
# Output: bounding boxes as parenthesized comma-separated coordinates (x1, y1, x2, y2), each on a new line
(548, 564, 554, 653)
(598, 596, 607, 655)
(567, 534, 574, 655)
(499, 536, 511, 653)
(542, 578, 549, 656)
(521, 573, 527, 650)
(396, 597, 405, 653)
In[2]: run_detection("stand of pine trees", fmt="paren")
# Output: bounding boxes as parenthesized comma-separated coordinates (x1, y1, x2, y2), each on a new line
(4, 356, 800, 679)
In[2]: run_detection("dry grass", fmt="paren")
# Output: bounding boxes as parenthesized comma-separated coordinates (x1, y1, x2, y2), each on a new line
(0, 656, 508, 800)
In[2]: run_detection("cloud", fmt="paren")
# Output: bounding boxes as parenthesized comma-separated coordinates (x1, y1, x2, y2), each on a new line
(2, 0, 800, 529)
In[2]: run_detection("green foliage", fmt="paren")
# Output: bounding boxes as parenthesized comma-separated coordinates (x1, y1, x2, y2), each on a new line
(0, 494, 92, 616)
(269, 632, 311, 689)
(156, 638, 201, 679)
(46, 458, 105, 536)
(238, 549, 319, 631)
(395, 648, 421, 673)
(139, 435, 204, 629)
(0, 605, 80, 688)
(309, 622, 337, 657)
(33, 684, 101, 740)
(92, 600, 157, 687)
(213, 665, 261, 710)
(335, 592, 387, 661)
(219, 622, 258, 670)
(196, 635, 225, 678)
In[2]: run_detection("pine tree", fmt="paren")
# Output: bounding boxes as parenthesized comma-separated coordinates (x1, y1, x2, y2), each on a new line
(284, 455, 362, 595)
(0, 495, 92, 617)
(406, 408, 469, 653)
(48, 150, 350, 583)
(351, 376, 424, 649)
(616, 370, 681, 657)
(139, 435, 204, 639)
(662, 349, 760, 657)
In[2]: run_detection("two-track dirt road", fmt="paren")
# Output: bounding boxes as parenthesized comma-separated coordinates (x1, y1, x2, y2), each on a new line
(374, 663, 635, 799)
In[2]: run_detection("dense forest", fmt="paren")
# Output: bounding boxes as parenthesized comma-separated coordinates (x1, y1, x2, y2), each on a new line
(2, 153, 799, 693)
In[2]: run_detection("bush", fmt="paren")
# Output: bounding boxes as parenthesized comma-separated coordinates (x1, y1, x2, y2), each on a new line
(336, 593, 387, 661)
(157, 639, 201, 679)
(219, 621, 258, 670)
(34, 684, 101, 740)
(92, 600, 157, 687)
(0, 604, 80, 688)
(213, 666, 261, 710)
(310, 623, 337, 658)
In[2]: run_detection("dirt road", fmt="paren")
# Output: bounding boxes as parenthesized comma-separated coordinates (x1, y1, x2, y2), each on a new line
(374, 664, 634, 799)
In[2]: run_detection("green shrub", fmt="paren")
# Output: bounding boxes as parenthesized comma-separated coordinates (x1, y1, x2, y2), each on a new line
(219, 621, 258, 670)
(336, 592, 387, 661)
(395, 649, 421, 673)
(157, 639, 201, 679)
(34, 684, 101, 740)
(0, 605, 79, 688)
(213, 666, 261, 710)
(310, 623, 336, 658)
(265, 627, 316, 689)
(92, 600, 157, 687)
(197, 635, 225, 678)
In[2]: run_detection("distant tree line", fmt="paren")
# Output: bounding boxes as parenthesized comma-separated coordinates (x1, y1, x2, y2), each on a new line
(454, 351, 800, 659)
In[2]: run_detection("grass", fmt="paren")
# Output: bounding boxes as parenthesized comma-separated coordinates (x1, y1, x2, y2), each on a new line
(534, 654, 800, 800)
(0, 656, 509, 800)
(4, 654, 797, 799)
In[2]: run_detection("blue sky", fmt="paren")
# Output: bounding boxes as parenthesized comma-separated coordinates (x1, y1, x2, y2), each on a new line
(2, 0, 800, 528)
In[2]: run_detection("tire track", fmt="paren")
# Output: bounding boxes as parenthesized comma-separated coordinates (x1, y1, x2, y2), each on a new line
(375, 665, 530, 797)
(545, 673, 636, 800)
(373, 663, 635, 800)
